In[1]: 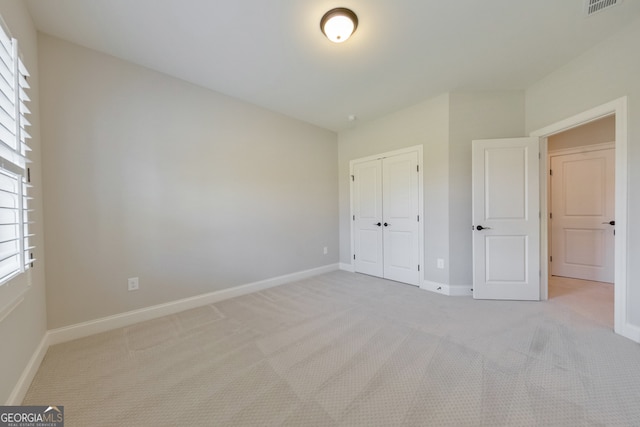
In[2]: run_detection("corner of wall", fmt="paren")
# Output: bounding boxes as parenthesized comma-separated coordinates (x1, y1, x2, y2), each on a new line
(446, 90, 526, 286)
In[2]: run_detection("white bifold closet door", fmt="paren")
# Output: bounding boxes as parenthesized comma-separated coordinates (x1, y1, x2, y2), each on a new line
(353, 151, 420, 286)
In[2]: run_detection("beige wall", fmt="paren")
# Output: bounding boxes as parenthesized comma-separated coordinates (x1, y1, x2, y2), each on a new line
(0, 0, 46, 403)
(548, 115, 615, 151)
(39, 35, 338, 329)
(338, 94, 451, 284)
(448, 91, 526, 286)
(526, 16, 640, 326)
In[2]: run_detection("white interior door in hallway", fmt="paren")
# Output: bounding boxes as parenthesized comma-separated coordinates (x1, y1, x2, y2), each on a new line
(472, 137, 540, 300)
(351, 149, 422, 286)
(550, 146, 615, 283)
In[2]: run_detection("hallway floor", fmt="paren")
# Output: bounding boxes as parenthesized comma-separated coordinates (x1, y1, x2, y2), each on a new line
(548, 275, 614, 328)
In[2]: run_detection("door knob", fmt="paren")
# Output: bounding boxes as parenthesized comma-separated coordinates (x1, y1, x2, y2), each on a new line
(384, 222, 390, 227)
(476, 225, 491, 231)
(602, 220, 615, 226)
(374, 222, 382, 227)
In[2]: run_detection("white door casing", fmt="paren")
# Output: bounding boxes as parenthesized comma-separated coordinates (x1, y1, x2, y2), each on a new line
(531, 98, 630, 341)
(472, 137, 540, 300)
(550, 147, 615, 283)
(350, 146, 423, 287)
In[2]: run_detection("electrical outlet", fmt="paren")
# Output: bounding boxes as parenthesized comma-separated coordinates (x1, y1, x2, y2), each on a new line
(128, 277, 139, 291)
(437, 259, 445, 269)
(323, 246, 328, 255)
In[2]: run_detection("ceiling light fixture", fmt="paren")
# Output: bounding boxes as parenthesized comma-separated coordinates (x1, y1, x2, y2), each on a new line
(320, 8, 358, 43)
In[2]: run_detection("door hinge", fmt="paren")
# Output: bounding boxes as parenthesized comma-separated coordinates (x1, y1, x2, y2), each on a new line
(539, 152, 541, 159)
(353, 215, 355, 221)
(417, 215, 420, 222)
(353, 254, 356, 260)
(351, 175, 355, 182)
(550, 169, 553, 176)
(417, 165, 419, 172)
(550, 212, 553, 219)
(550, 256, 553, 262)
(27, 167, 31, 183)
(418, 265, 420, 271)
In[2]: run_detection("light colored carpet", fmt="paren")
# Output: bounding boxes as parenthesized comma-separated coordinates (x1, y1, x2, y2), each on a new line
(23, 271, 640, 426)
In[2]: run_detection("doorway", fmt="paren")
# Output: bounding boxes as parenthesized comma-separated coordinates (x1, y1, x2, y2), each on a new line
(349, 146, 424, 286)
(548, 117, 616, 283)
(531, 97, 631, 341)
(546, 116, 615, 327)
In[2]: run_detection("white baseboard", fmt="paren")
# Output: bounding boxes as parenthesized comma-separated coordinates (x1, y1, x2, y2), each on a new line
(448, 284, 473, 297)
(420, 280, 449, 295)
(421, 280, 472, 297)
(617, 322, 640, 344)
(339, 262, 355, 272)
(48, 263, 339, 346)
(5, 333, 49, 405)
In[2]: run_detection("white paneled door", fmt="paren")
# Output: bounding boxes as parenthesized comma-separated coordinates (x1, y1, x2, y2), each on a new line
(472, 138, 540, 300)
(550, 148, 615, 283)
(353, 160, 384, 278)
(382, 153, 420, 284)
(352, 151, 420, 286)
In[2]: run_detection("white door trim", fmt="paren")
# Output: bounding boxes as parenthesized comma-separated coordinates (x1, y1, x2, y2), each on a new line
(530, 96, 634, 342)
(349, 145, 424, 284)
(548, 141, 615, 156)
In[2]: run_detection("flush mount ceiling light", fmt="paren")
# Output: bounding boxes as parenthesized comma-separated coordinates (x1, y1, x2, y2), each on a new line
(320, 7, 358, 43)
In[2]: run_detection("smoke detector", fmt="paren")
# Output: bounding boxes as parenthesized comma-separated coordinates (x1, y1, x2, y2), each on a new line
(585, 0, 621, 16)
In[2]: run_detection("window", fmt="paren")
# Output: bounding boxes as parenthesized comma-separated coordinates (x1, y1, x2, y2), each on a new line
(0, 20, 32, 286)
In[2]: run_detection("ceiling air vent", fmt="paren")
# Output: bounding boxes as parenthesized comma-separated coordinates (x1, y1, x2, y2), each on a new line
(585, 0, 621, 16)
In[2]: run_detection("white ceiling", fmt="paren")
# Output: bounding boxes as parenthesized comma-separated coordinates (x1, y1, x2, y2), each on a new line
(25, 0, 640, 131)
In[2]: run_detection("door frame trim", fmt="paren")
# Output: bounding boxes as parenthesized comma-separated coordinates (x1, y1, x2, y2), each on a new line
(349, 145, 424, 285)
(531, 96, 634, 341)
(548, 141, 614, 157)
